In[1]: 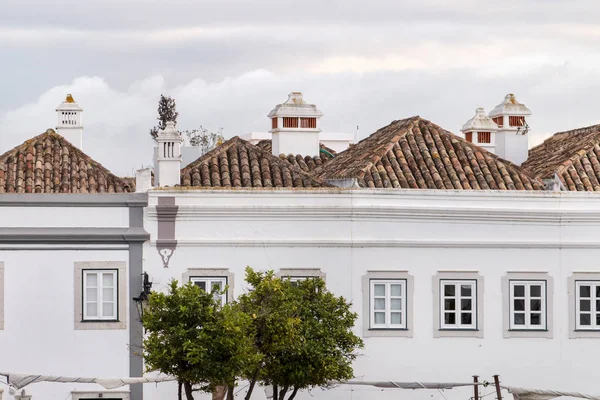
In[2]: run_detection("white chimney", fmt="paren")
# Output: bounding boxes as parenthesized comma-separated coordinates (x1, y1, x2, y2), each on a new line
(488, 94, 531, 165)
(56, 94, 83, 149)
(461, 108, 498, 154)
(268, 92, 323, 156)
(135, 167, 152, 192)
(156, 121, 183, 187)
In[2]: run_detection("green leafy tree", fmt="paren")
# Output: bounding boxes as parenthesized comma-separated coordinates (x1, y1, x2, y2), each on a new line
(184, 126, 225, 154)
(143, 281, 258, 400)
(150, 94, 179, 142)
(239, 268, 363, 400)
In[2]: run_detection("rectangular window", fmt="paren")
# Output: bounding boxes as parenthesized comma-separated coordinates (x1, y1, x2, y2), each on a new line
(300, 117, 316, 128)
(509, 280, 546, 330)
(477, 132, 491, 144)
(576, 281, 600, 330)
(509, 116, 525, 127)
(190, 277, 228, 305)
(370, 279, 406, 329)
(83, 270, 118, 321)
(283, 117, 299, 128)
(271, 118, 278, 129)
(440, 280, 477, 329)
(492, 116, 503, 127)
(465, 132, 473, 143)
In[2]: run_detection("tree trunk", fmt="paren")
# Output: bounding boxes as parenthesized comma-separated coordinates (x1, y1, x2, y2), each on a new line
(212, 386, 227, 400)
(178, 381, 183, 400)
(244, 366, 261, 400)
(183, 381, 195, 400)
(279, 385, 289, 400)
(273, 385, 278, 400)
(227, 386, 235, 400)
(288, 387, 300, 400)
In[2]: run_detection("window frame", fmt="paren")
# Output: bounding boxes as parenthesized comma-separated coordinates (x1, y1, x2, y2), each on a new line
(433, 271, 484, 338)
(439, 279, 477, 330)
(183, 268, 235, 304)
(190, 276, 228, 305)
(82, 269, 119, 321)
(508, 280, 547, 330)
(74, 261, 127, 330)
(568, 273, 600, 338)
(574, 281, 600, 330)
(0, 261, 4, 331)
(502, 272, 553, 339)
(362, 271, 414, 338)
(369, 279, 407, 330)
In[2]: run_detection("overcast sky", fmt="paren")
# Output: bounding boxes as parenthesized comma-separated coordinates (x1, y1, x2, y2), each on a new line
(2, 0, 600, 176)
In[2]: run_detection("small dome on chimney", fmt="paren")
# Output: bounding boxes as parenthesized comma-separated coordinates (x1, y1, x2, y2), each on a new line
(461, 108, 498, 132)
(267, 92, 323, 118)
(489, 94, 531, 117)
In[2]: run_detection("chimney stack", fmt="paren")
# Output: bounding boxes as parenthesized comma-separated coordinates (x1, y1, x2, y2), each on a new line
(488, 94, 531, 165)
(156, 121, 183, 187)
(56, 94, 83, 149)
(268, 92, 323, 156)
(461, 108, 498, 154)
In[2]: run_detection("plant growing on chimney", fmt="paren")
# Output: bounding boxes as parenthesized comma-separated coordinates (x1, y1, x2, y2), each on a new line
(149, 94, 179, 142)
(238, 267, 363, 400)
(184, 126, 225, 154)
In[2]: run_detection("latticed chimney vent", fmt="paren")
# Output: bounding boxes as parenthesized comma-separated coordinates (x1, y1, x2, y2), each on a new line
(267, 92, 324, 157)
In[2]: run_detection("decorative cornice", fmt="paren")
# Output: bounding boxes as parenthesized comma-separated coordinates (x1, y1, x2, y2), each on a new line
(150, 239, 600, 249)
(0, 227, 150, 244)
(0, 193, 148, 207)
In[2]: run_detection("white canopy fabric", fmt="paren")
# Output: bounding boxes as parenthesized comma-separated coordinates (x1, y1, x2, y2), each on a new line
(3, 373, 600, 400)
(0, 373, 176, 390)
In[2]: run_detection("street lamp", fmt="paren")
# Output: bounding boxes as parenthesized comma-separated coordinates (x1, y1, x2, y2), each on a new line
(132, 272, 153, 322)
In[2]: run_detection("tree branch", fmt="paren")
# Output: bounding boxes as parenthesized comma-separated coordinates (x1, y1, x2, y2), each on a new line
(244, 366, 261, 400)
(287, 386, 300, 400)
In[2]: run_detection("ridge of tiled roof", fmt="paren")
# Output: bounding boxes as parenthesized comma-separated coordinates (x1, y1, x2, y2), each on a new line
(181, 136, 332, 188)
(255, 139, 336, 172)
(314, 116, 544, 190)
(522, 124, 600, 190)
(0, 129, 134, 194)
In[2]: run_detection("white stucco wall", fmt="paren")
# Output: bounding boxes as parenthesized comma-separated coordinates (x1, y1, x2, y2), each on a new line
(144, 189, 600, 400)
(0, 249, 130, 399)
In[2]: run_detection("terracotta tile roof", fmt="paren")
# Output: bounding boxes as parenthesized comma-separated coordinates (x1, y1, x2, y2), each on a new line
(0, 129, 134, 194)
(522, 124, 600, 191)
(255, 139, 336, 172)
(314, 116, 544, 190)
(181, 136, 332, 188)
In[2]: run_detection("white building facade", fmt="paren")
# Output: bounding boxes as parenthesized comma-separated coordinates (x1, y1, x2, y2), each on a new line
(142, 188, 600, 400)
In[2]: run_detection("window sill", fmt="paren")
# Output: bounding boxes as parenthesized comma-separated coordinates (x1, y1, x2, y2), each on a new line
(574, 329, 600, 332)
(434, 328, 483, 338)
(75, 319, 126, 330)
(508, 329, 548, 332)
(364, 327, 412, 338)
(439, 328, 479, 331)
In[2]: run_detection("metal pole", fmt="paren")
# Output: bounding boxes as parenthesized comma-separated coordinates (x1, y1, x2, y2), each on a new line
(473, 376, 479, 400)
(493, 375, 502, 400)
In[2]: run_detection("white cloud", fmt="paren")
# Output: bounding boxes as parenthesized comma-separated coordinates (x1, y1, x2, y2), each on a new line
(2, 61, 600, 177)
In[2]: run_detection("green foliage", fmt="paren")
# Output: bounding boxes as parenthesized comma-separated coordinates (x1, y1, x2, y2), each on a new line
(142, 281, 258, 397)
(238, 267, 363, 400)
(150, 94, 178, 142)
(184, 126, 225, 154)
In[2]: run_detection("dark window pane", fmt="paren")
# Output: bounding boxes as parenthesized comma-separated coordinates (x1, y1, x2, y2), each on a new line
(580, 314, 591, 326)
(194, 281, 206, 291)
(514, 285, 525, 297)
(596, 286, 600, 297)
(461, 299, 472, 311)
(581, 300, 591, 312)
(461, 285, 472, 297)
(580, 285, 591, 298)
(514, 313, 525, 325)
(445, 299, 456, 311)
(530, 285, 542, 297)
(514, 299, 525, 311)
(531, 313, 541, 325)
(596, 314, 600, 325)
(445, 313, 456, 325)
(461, 313, 472, 325)
(530, 299, 542, 311)
(444, 285, 455, 296)
(596, 300, 600, 311)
